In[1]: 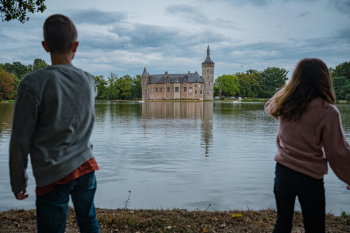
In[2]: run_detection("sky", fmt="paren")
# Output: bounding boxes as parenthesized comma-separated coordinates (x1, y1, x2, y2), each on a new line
(0, 0, 349, 79)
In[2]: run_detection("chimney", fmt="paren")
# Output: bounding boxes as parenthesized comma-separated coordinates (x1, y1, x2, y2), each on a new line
(165, 71, 168, 75)
(188, 71, 190, 74)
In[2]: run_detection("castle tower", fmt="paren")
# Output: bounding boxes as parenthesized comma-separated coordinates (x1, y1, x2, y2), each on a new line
(202, 45, 215, 100)
(141, 67, 149, 100)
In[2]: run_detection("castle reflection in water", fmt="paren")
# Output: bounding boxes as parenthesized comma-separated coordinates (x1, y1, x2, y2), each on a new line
(142, 102, 213, 156)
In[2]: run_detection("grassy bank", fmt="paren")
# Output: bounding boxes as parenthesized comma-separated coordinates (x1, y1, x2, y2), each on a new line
(241, 98, 268, 102)
(1, 208, 349, 232)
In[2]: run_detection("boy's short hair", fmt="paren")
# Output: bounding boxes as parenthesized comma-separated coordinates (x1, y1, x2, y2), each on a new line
(43, 14, 77, 54)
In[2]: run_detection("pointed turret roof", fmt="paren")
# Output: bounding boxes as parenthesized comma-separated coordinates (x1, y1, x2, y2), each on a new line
(142, 67, 148, 76)
(203, 45, 214, 64)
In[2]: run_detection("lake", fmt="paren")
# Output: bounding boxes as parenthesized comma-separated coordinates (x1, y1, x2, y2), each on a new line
(0, 101, 349, 215)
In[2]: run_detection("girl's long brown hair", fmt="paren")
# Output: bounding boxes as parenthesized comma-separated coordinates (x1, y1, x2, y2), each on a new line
(267, 58, 336, 120)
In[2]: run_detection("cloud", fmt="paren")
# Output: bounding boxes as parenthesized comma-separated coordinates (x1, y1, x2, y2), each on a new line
(67, 8, 127, 25)
(296, 12, 311, 17)
(108, 23, 230, 50)
(331, 0, 350, 17)
(336, 28, 350, 43)
(165, 4, 241, 30)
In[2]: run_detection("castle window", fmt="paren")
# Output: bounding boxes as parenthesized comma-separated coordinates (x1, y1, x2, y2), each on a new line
(195, 90, 197, 94)
(195, 85, 197, 87)
(175, 87, 179, 92)
(189, 87, 192, 93)
(160, 87, 162, 92)
(207, 69, 209, 72)
(184, 87, 187, 92)
(209, 82, 210, 85)
(200, 90, 202, 94)
(156, 88, 158, 92)
(167, 87, 170, 92)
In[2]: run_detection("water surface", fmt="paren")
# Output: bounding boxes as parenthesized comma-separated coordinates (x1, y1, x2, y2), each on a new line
(0, 101, 349, 215)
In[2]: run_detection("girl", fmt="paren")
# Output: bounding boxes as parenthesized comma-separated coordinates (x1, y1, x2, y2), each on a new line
(265, 58, 350, 233)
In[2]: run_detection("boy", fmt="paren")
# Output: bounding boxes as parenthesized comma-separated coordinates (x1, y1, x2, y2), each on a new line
(9, 14, 100, 233)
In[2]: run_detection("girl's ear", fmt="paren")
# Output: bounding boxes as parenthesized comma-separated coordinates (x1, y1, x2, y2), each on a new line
(42, 41, 50, 52)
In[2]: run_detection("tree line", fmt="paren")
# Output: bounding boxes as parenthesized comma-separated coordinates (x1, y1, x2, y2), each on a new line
(0, 59, 142, 101)
(0, 58, 48, 100)
(214, 67, 289, 98)
(1, 60, 349, 101)
(214, 61, 350, 99)
(93, 73, 142, 100)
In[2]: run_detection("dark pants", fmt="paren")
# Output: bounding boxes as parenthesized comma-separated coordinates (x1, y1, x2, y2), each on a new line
(36, 171, 99, 233)
(273, 163, 325, 233)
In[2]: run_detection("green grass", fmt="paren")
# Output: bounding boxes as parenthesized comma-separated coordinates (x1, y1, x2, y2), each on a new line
(241, 98, 268, 102)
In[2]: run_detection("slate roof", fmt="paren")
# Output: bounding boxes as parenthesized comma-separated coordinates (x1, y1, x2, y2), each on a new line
(147, 73, 204, 84)
(202, 45, 214, 65)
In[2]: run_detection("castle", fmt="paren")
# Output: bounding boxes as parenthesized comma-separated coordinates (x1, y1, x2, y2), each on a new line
(141, 46, 215, 101)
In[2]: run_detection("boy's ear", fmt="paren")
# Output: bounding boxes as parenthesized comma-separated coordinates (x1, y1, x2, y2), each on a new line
(72, 41, 79, 53)
(42, 41, 50, 52)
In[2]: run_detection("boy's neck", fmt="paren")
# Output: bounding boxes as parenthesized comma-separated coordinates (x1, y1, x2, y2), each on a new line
(50, 52, 74, 65)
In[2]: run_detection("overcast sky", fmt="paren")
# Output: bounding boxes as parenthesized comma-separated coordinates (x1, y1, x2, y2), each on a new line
(0, 0, 349, 79)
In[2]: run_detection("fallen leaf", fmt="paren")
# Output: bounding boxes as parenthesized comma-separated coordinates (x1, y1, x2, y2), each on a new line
(203, 227, 208, 232)
(232, 213, 243, 218)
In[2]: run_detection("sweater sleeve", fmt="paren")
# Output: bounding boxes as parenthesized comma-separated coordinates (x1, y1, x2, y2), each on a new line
(9, 82, 40, 194)
(322, 109, 350, 186)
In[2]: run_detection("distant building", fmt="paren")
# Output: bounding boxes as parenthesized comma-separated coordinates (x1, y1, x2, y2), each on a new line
(141, 46, 215, 101)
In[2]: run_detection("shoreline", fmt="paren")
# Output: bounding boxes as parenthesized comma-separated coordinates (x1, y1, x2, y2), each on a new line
(1, 208, 349, 232)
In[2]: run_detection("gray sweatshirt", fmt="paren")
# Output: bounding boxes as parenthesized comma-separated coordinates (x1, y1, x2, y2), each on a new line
(9, 64, 97, 194)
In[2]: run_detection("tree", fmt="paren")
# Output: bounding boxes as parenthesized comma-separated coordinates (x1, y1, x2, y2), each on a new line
(213, 86, 220, 96)
(131, 75, 142, 99)
(32, 58, 48, 71)
(214, 74, 239, 97)
(235, 71, 262, 98)
(0, 61, 30, 80)
(93, 75, 107, 100)
(331, 61, 350, 79)
(332, 76, 349, 100)
(0, 70, 17, 100)
(260, 67, 288, 98)
(119, 75, 133, 100)
(106, 72, 120, 100)
(0, 0, 46, 23)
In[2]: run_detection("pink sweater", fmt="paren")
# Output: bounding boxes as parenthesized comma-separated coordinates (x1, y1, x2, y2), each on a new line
(265, 97, 350, 185)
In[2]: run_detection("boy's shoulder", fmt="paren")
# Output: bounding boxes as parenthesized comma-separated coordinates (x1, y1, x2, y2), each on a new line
(21, 64, 94, 86)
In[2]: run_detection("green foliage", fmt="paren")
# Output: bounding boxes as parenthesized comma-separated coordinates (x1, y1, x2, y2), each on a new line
(213, 86, 220, 97)
(260, 67, 288, 98)
(32, 58, 48, 71)
(93, 75, 108, 100)
(131, 75, 142, 99)
(235, 71, 262, 98)
(332, 76, 350, 100)
(331, 61, 350, 79)
(214, 74, 239, 96)
(0, 0, 46, 23)
(0, 61, 30, 80)
(94, 73, 141, 100)
(345, 94, 350, 102)
(220, 96, 225, 100)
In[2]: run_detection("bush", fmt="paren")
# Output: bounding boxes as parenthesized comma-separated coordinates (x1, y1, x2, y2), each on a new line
(345, 93, 350, 102)
(220, 96, 225, 100)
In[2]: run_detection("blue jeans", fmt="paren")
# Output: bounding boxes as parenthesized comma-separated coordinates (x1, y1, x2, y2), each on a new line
(273, 163, 325, 233)
(36, 171, 99, 233)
